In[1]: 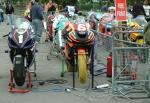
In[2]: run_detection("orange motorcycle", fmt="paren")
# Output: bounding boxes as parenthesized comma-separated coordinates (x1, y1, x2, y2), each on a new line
(62, 17, 95, 87)
(99, 13, 114, 35)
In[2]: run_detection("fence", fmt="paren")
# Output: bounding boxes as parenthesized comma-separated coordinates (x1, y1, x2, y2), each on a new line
(111, 29, 150, 98)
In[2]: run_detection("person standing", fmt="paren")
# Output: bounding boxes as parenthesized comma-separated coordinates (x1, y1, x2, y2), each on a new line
(44, 0, 56, 14)
(24, 2, 32, 22)
(30, 0, 44, 43)
(143, 0, 150, 16)
(132, 0, 146, 18)
(143, 0, 150, 21)
(5, 3, 14, 26)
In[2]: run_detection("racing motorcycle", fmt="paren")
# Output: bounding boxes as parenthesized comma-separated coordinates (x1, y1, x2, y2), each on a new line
(46, 13, 54, 42)
(62, 16, 95, 86)
(99, 13, 115, 35)
(47, 14, 68, 58)
(4, 18, 36, 92)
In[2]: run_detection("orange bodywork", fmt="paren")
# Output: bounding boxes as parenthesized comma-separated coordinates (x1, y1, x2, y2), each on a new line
(77, 48, 86, 55)
(67, 42, 74, 47)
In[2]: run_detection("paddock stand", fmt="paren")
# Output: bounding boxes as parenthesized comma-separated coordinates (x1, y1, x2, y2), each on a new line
(8, 59, 37, 93)
(8, 70, 32, 93)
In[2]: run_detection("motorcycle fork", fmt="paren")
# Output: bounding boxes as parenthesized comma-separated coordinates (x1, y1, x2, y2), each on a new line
(72, 48, 88, 88)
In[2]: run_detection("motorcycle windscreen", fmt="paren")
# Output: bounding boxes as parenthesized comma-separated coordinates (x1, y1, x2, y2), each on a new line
(13, 18, 31, 45)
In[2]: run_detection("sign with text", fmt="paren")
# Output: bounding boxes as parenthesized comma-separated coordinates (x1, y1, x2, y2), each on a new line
(115, 0, 127, 21)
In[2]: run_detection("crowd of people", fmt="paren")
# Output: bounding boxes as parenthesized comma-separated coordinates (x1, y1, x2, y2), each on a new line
(0, 0, 77, 43)
(1, 0, 150, 43)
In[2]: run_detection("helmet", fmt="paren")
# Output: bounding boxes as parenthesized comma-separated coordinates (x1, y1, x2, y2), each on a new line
(76, 23, 88, 38)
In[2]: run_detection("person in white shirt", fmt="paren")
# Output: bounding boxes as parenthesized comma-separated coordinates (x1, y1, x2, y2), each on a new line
(63, 5, 75, 17)
(143, 0, 150, 16)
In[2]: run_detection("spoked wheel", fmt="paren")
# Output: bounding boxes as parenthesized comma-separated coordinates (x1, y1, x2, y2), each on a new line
(78, 52, 87, 84)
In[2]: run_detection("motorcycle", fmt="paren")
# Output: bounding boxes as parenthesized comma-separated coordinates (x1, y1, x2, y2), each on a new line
(62, 16, 95, 86)
(4, 18, 37, 92)
(99, 13, 115, 35)
(45, 13, 55, 42)
(47, 14, 68, 58)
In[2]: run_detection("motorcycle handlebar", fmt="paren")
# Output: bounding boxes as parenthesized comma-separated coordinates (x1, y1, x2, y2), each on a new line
(3, 32, 10, 37)
(3, 34, 9, 37)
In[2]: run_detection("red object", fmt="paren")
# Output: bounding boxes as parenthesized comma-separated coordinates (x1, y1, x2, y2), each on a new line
(45, 15, 54, 42)
(8, 88, 31, 93)
(106, 54, 112, 77)
(115, 0, 127, 21)
(8, 70, 32, 93)
(48, 18, 53, 38)
(131, 72, 137, 80)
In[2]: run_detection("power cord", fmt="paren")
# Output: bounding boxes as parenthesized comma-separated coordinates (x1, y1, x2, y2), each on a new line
(34, 78, 68, 86)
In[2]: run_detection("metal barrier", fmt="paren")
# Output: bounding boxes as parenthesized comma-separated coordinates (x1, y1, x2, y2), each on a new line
(111, 29, 150, 98)
(94, 29, 112, 66)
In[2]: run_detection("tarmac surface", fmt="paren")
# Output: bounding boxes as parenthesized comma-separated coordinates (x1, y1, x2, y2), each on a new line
(0, 15, 150, 103)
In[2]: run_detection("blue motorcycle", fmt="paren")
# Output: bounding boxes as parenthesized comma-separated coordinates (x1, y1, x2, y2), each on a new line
(4, 18, 37, 91)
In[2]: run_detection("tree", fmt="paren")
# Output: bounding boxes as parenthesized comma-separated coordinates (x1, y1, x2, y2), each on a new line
(54, 0, 78, 7)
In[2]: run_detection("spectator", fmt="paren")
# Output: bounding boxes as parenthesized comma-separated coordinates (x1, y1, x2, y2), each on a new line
(5, 3, 14, 26)
(132, 0, 146, 18)
(143, 0, 150, 16)
(30, 0, 44, 43)
(63, 5, 75, 17)
(143, 0, 150, 21)
(24, 2, 32, 22)
(44, 0, 56, 14)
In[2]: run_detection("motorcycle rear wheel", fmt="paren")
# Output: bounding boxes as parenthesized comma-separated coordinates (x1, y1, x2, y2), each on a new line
(78, 53, 87, 84)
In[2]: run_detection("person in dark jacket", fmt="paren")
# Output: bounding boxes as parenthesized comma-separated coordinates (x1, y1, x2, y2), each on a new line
(132, 0, 146, 18)
(30, 0, 44, 42)
(5, 3, 14, 26)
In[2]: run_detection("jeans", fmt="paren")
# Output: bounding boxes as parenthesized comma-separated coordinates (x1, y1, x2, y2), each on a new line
(32, 19, 43, 42)
(0, 13, 2, 24)
(7, 14, 14, 26)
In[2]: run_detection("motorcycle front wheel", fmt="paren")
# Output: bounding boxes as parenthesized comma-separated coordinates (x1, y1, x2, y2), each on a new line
(78, 52, 87, 84)
(14, 76, 26, 86)
(13, 67, 26, 86)
(13, 55, 26, 86)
